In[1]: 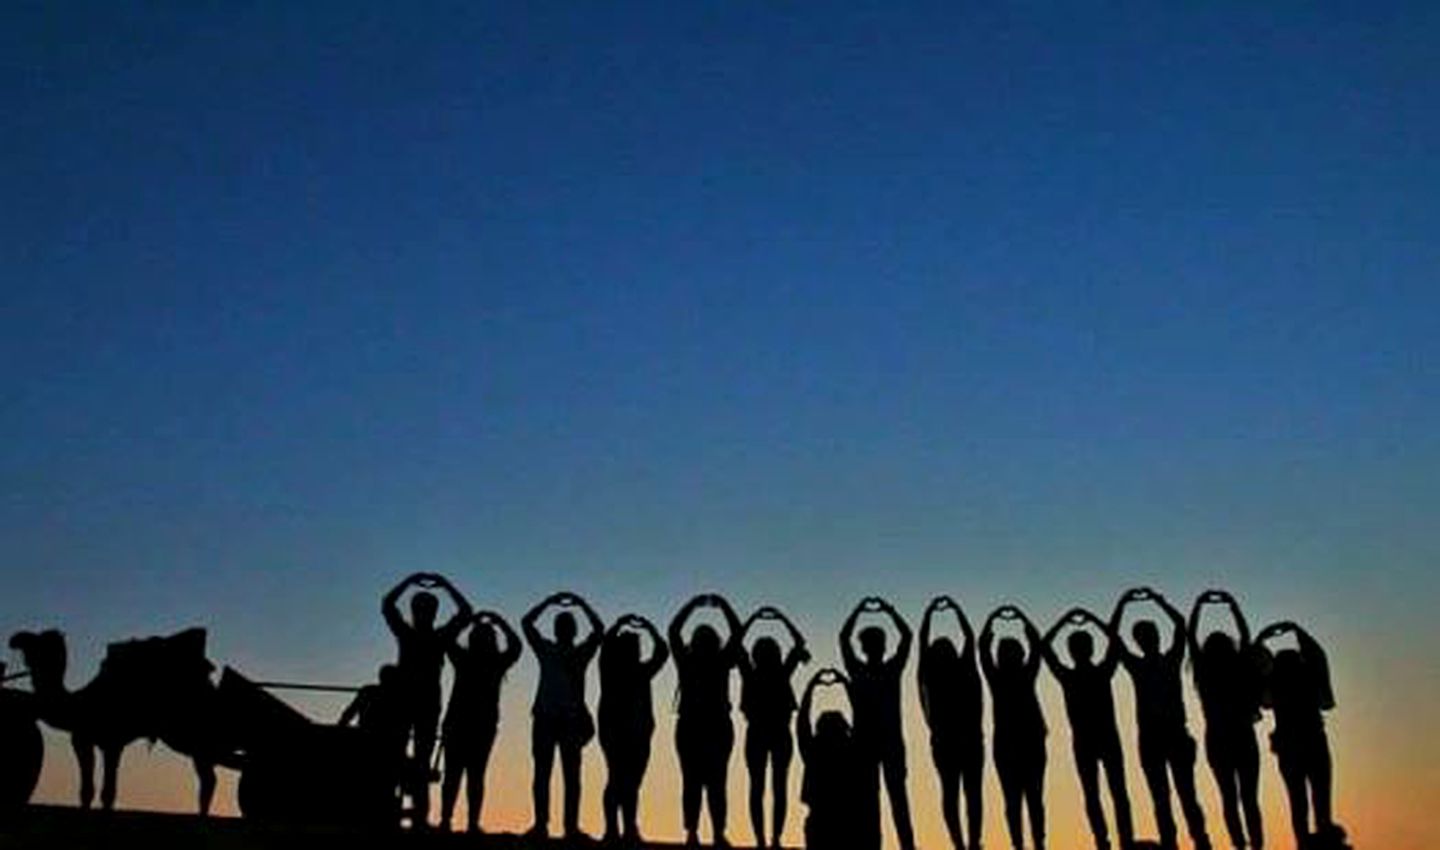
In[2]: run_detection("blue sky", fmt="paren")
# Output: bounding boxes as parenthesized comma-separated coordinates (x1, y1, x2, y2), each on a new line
(3, 3, 1438, 843)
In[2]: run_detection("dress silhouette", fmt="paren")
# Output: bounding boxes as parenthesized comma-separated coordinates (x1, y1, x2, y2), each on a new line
(381, 572, 472, 827)
(737, 605, 810, 849)
(1188, 591, 1263, 850)
(439, 610, 520, 834)
(1113, 587, 1210, 850)
(668, 593, 743, 847)
(797, 667, 877, 850)
(1040, 608, 1134, 850)
(522, 591, 603, 840)
(598, 613, 670, 844)
(840, 596, 918, 850)
(1256, 621, 1345, 849)
(980, 605, 1047, 850)
(918, 595, 985, 850)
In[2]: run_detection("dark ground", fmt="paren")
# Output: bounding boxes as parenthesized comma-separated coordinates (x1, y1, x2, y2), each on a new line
(0, 805, 712, 850)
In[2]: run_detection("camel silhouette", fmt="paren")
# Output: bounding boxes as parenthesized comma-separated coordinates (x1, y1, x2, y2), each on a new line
(8, 628, 235, 814)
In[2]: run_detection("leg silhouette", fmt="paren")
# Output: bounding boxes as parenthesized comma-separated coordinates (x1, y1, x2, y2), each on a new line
(561, 739, 583, 837)
(532, 724, 556, 834)
(963, 753, 984, 850)
(1101, 742, 1134, 849)
(1077, 752, 1110, 848)
(771, 737, 792, 845)
(937, 761, 963, 850)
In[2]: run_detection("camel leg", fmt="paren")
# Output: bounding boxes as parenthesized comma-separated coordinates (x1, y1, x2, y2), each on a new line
(100, 744, 123, 810)
(73, 736, 96, 809)
(194, 758, 216, 815)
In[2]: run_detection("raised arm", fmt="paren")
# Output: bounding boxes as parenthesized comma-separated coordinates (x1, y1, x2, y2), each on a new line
(568, 593, 606, 659)
(797, 673, 820, 753)
(1087, 609, 1121, 672)
(382, 574, 420, 636)
(881, 597, 913, 669)
(523, 593, 564, 650)
(669, 594, 708, 663)
(711, 594, 745, 664)
(1291, 622, 1336, 710)
(1018, 609, 1043, 676)
(919, 599, 938, 649)
(954, 600, 976, 658)
(1040, 610, 1071, 674)
(633, 616, 671, 676)
(774, 609, 811, 671)
(1187, 594, 1207, 659)
(978, 609, 1000, 679)
(1110, 589, 1143, 662)
(1223, 592, 1251, 648)
(1154, 590, 1188, 662)
(839, 600, 865, 671)
(486, 611, 523, 669)
(432, 574, 475, 638)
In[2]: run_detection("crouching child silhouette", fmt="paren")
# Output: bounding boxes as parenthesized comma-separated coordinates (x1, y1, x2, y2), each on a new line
(797, 668, 877, 850)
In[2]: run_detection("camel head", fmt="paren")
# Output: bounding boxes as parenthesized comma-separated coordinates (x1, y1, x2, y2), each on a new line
(9, 630, 68, 696)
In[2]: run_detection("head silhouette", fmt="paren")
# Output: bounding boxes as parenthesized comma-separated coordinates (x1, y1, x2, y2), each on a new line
(9, 630, 67, 689)
(1201, 631, 1237, 663)
(858, 626, 887, 663)
(691, 623, 721, 659)
(753, 636, 782, 670)
(469, 622, 499, 657)
(925, 636, 959, 667)
(410, 592, 439, 629)
(378, 663, 400, 689)
(1132, 619, 1161, 656)
(997, 636, 1026, 671)
(612, 630, 641, 667)
(1068, 630, 1096, 666)
(554, 611, 578, 646)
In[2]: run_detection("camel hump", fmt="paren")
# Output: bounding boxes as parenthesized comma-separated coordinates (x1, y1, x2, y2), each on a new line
(101, 627, 215, 686)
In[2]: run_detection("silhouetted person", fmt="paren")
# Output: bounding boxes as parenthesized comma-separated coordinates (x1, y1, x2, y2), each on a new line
(1256, 621, 1343, 849)
(797, 668, 877, 850)
(522, 591, 603, 840)
(599, 613, 670, 844)
(669, 592, 743, 847)
(340, 664, 410, 824)
(981, 605, 1047, 850)
(1113, 587, 1210, 850)
(840, 596, 917, 850)
(737, 605, 810, 849)
(1041, 608, 1134, 850)
(439, 610, 520, 834)
(382, 572, 472, 827)
(918, 595, 985, 850)
(1189, 591, 1263, 850)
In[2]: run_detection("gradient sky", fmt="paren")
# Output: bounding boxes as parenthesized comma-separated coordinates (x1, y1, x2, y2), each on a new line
(3, 3, 1437, 847)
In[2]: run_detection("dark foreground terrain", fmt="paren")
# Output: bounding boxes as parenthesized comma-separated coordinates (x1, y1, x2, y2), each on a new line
(0, 806, 710, 850)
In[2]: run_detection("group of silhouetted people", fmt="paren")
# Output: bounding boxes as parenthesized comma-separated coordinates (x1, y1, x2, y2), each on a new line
(344, 574, 1346, 850)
